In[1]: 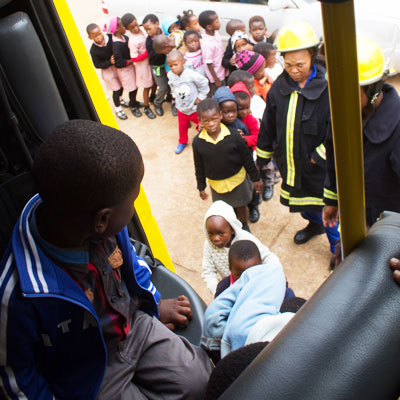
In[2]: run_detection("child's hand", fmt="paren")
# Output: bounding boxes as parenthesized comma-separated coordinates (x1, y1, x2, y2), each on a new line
(215, 79, 223, 88)
(194, 97, 201, 105)
(110, 55, 115, 64)
(237, 129, 244, 137)
(322, 205, 339, 228)
(199, 190, 209, 200)
(229, 56, 236, 66)
(159, 296, 193, 330)
(266, 75, 274, 84)
(390, 258, 400, 285)
(258, 76, 267, 86)
(253, 179, 263, 194)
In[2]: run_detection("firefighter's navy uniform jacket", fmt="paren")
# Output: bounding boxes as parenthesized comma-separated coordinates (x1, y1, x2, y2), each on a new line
(256, 64, 330, 212)
(324, 84, 400, 226)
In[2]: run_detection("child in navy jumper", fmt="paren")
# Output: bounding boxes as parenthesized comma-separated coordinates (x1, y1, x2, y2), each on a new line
(87, 23, 128, 120)
(192, 99, 262, 231)
(0, 120, 212, 399)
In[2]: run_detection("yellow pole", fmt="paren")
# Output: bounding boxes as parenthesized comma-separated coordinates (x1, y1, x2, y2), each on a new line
(320, 0, 366, 256)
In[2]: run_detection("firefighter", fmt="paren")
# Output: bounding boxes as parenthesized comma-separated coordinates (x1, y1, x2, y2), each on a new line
(323, 37, 400, 233)
(256, 21, 339, 254)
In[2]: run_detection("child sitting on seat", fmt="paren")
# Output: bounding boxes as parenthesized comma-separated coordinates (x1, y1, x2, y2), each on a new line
(201, 200, 280, 295)
(202, 240, 286, 357)
(0, 120, 212, 399)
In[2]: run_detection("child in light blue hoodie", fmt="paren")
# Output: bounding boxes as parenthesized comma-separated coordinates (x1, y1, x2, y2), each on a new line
(202, 240, 286, 358)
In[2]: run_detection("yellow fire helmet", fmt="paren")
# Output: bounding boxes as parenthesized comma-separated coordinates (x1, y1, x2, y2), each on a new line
(276, 20, 320, 53)
(357, 36, 385, 86)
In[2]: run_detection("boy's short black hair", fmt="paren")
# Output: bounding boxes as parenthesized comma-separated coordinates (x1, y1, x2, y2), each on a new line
(177, 9, 195, 30)
(249, 15, 265, 28)
(33, 120, 143, 216)
(198, 10, 217, 29)
(233, 91, 250, 102)
(227, 70, 253, 87)
(280, 297, 307, 313)
(86, 23, 98, 35)
(228, 240, 261, 267)
(204, 342, 269, 400)
(121, 13, 136, 28)
(142, 14, 159, 25)
(183, 29, 200, 43)
(153, 34, 169, 53)
(197, 99, 220, 117)
(253, 42, 275, 59)
(226, 19, 245, 36)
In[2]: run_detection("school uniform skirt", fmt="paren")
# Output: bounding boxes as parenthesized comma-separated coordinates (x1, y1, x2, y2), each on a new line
(101, 65, 122, 92)
(134, 59, 153, 89)
(210, 176, 253, 208)
(116, 63, 137, 92)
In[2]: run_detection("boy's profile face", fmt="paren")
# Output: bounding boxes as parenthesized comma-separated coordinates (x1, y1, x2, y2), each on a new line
(206, 216, 235, 248)
(220, 100, 238, 125)
(230, 255, 261, 281)
(168, 55, 185, 75)
(127, 19, 141, 35)
(88, 26, 105, 46)
(250, 21, 267, 42)
(236, 95, 251, 119)
(143, 20, 160, 37)
(265, 50, 277, 68)
(95, 161, 144, 239)
(198, 108, 222, 135)
(243, 77, 256, 97)
(206, 14, 221, 32)
(160, 37, 176, 54)
(185, 33, 200, 53)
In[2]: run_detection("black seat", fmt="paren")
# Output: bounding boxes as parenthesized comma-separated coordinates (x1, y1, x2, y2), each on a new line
(219, 211, 400, 400)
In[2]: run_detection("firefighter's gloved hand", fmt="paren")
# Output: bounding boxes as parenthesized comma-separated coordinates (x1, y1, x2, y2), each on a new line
(158, 296, 193, 330)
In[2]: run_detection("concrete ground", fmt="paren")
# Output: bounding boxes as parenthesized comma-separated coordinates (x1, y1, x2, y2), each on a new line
(67, 0, 400, 305)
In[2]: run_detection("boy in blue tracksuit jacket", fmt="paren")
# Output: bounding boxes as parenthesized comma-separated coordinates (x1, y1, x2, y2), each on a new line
(0, 120, 211, 400)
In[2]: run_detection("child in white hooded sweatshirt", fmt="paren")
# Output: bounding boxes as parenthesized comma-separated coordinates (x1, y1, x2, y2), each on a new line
(202, 200, 281, 295)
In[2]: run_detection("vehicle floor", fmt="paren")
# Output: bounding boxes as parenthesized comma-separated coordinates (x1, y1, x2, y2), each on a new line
(68, 0, 400, 304)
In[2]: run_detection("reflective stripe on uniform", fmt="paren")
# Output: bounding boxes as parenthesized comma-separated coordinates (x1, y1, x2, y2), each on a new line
(256, 147, 274, 159)
(286, 91, 299, 186)
(280, 187, 325, 206)
(315, 143, 326, 160)
(323, 188, 338, 200)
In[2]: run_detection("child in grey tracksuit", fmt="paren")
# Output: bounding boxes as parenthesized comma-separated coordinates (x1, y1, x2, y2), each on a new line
(167, 49, 209, 154)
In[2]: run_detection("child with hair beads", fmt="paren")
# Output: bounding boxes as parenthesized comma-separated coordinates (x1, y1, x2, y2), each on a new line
(121, 13, 156, 119)
(108, 17, 142, 118)
(193, 98, 262, 234)
(184, 30, 205, 76)
(87, 23, 128, 120)
(199, 10, 228, 94)
(202, 237, 285, 357)
(201, 201, 280, 295)
(167, 50, 209, 154)
(222, 19, 246, 75)
(142, 14, 167, 116)
(235, 49, 270, 101)
(254, 41, 283, 82)
(178, 10, 201, 33)
(248, 15, 278, 45)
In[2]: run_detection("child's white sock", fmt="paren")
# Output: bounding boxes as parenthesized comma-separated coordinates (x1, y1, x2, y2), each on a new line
(115, 106, 122, 112)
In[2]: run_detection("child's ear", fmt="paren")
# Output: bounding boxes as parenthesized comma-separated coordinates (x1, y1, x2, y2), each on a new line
(94, 208, 113, 234)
